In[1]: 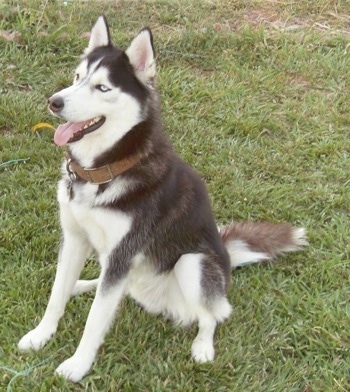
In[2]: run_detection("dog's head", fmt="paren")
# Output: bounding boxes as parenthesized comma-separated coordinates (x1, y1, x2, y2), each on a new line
(49, 16, 156, 149)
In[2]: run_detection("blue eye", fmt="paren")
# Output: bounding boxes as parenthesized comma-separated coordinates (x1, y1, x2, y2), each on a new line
(96, 84, 110, 92)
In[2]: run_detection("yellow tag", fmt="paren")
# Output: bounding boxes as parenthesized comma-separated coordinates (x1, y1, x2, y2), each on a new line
(32, 122, 55, 132)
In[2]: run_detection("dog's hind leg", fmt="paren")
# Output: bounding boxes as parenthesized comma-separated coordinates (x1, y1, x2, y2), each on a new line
(71, 279, 99, 296)
(174, 253, 232, 363)
(191, 313, 217, 362)
(18, 231, 91, 351)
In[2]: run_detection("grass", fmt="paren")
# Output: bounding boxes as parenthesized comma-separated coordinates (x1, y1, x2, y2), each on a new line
(1, 0, 349, 390)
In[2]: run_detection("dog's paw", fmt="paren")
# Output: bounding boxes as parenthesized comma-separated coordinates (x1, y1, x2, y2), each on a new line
(191, 339, 215, 363)
(71, 279, 98, 297)
(55, 356, 92, 382)
(18, 326, 55, 351)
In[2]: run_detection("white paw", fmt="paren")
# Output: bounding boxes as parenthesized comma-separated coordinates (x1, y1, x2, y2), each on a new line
(55, 355, 92, 382)
(191, 339, 215, 362)
(18, 325, 55, 351)
(71, 279, 98, 297)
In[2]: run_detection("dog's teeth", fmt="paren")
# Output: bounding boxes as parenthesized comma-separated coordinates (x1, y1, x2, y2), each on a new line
(89, 117, 101, 126)
(79, 116, 102, 132)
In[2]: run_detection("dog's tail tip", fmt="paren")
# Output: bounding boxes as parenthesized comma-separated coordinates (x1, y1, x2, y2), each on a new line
(292, 227, 309, 248)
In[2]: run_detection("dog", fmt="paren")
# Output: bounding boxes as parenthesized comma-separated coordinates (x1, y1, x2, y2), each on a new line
(18, 15, 307, 382)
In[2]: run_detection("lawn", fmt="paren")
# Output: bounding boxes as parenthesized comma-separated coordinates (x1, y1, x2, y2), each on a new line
(0, 0, 349, 391)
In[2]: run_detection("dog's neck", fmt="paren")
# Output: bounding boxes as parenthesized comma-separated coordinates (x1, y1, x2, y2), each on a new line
(65, 151, 141, 185)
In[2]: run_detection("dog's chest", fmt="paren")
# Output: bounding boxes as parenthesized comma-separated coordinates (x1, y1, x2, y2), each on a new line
(77, 205, 130, 256)
(60, 201, 132, 259)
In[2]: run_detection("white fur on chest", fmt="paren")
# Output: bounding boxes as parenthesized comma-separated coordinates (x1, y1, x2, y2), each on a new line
(58, 181, 132, 257)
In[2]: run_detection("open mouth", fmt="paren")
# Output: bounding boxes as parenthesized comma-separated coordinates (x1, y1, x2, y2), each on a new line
(54, 116, 106, 146)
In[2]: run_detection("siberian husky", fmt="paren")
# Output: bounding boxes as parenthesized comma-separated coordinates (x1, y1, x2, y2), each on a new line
(18, 16, 307, 382)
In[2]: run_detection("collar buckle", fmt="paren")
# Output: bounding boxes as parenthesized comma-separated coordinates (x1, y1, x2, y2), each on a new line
(66, 158, 77, 182)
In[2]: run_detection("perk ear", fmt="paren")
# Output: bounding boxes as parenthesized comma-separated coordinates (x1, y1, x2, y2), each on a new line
(85, 15, 111, 54)
(125, 28, 156, 84)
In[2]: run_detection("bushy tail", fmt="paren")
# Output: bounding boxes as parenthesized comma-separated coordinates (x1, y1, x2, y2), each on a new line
(219, 221, 308, 268)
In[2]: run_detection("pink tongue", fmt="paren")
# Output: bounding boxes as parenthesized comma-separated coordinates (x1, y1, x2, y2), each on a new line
(54, 120, 90, 146)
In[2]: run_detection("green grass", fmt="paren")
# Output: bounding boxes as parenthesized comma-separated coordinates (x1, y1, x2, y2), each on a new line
(1, 0, 349, 390)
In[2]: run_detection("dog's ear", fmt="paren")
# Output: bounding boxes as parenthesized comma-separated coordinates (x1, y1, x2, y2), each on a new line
(85, 15, 111, 54)
(126, 28, 156, 84)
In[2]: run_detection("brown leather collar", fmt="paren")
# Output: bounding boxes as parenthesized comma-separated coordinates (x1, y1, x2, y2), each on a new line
(65, 152, 141, 185)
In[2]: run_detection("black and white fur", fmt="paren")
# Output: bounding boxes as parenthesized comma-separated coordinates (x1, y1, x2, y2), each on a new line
(18, 16, 307, 382)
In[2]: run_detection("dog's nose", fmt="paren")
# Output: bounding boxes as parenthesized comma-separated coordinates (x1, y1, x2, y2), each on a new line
(48, 96, 64, 113)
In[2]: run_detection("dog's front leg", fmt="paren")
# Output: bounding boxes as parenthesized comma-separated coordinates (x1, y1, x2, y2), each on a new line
(18, 233, 90, 351)
(55, 272, 127, 382)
